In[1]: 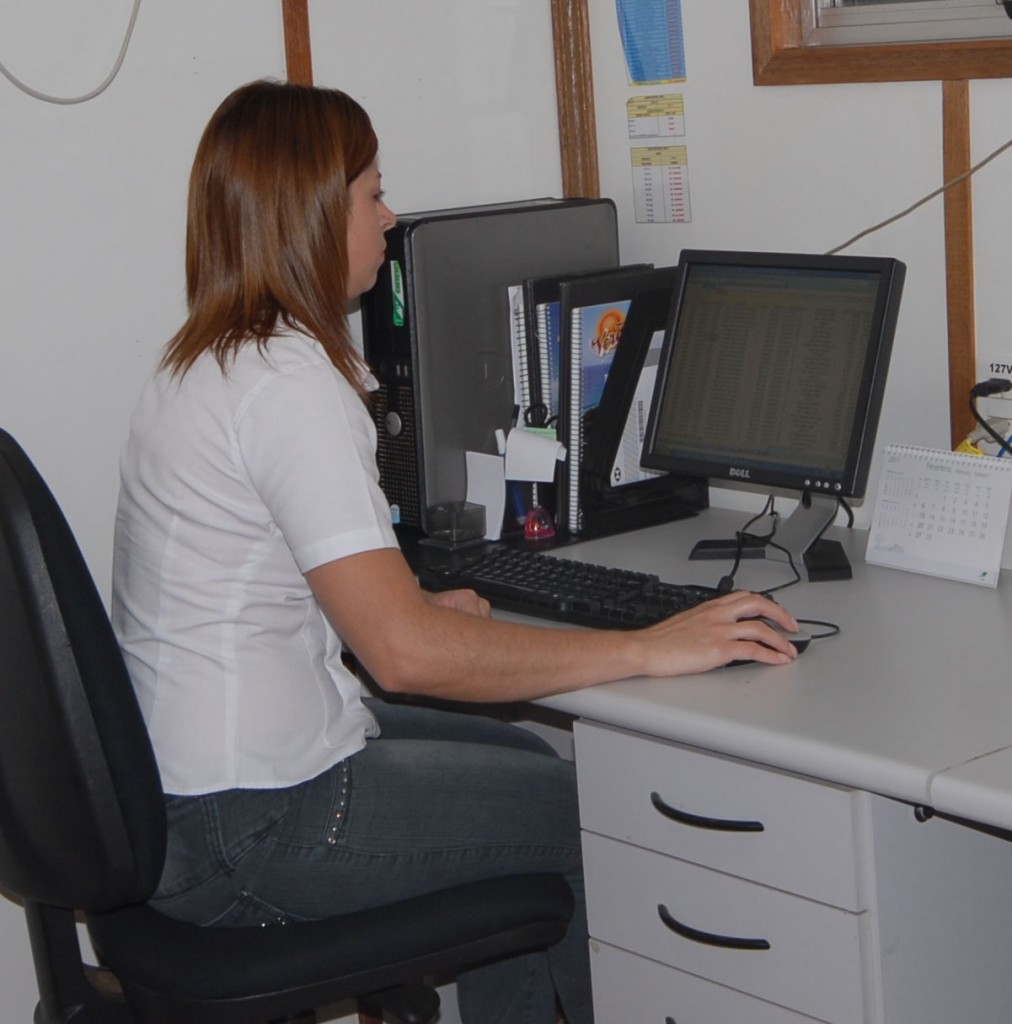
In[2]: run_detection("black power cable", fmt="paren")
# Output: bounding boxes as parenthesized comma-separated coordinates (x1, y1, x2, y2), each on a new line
(969, 378, 1012, 457)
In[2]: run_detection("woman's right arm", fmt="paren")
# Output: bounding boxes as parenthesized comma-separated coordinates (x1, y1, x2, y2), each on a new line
(306, 546, 799, 704)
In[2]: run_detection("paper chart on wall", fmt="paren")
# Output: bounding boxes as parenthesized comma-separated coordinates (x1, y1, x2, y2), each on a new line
(627, 93, 685, 139)
(630, 145, 691, 225)
(615, 1, 691, 224)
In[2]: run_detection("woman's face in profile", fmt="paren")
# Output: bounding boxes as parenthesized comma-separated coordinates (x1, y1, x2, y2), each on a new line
(345, 161, 396, 299)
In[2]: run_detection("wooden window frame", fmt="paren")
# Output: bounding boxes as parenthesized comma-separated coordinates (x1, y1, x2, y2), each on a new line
(751, 0, 1012, 84)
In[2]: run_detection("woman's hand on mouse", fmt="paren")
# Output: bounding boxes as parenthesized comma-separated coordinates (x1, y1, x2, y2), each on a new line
(637, 590, 799, 675)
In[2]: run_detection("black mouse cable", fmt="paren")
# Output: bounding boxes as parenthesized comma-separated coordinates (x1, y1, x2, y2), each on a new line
(795, 618, 841, 643)
(717, 498, 778, 593)
(718, 500, 840, 642)
(757, 534, 802, 597)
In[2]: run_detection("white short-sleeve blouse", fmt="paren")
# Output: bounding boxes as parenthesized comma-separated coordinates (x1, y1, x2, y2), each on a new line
(111, 332, 397, 795)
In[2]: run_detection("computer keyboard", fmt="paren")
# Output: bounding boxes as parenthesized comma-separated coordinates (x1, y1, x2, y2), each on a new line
(417, 545, 721, 630)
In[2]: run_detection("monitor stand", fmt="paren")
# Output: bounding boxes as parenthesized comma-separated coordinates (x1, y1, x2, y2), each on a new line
(689, 494, 852, 581)
(766, 494, 852, 581)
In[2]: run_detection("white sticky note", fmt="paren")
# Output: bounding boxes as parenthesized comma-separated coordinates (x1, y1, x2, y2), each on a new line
(504, 428, 566, 483)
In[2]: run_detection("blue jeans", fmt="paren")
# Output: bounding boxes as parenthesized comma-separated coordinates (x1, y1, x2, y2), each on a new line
(151, 699, 592, 1024)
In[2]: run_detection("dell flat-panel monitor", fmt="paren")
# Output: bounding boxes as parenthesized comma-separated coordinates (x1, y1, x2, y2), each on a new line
(641, 249, 905, 570)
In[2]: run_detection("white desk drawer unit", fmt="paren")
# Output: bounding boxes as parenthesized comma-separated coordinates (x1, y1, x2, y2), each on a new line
(574, 720, 874, 1022)
(589, 941, 823, 1024)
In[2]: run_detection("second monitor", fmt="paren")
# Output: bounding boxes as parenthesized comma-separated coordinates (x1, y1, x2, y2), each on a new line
(641, 248, 906, 575)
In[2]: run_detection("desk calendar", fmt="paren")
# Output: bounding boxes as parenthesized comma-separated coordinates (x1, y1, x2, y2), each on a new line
(865, 443, 1012, 587)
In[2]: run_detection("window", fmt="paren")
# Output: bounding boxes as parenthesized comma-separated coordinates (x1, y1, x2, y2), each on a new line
(809, 0, 1012, 46)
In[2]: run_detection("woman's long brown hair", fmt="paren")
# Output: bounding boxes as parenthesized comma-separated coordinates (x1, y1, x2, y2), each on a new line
(161, 80, 377, 392)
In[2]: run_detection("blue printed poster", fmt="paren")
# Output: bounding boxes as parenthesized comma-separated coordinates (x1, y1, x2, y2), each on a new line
(616, 0, 686, 85)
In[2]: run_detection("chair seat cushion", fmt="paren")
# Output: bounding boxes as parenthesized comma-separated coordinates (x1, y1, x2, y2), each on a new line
(88, 872, 573, 1017)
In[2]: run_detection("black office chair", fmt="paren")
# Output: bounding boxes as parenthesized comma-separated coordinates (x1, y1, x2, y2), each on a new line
(0, 427, 574, 1024)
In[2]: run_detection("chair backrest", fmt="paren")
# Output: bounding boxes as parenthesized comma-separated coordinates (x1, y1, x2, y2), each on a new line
(0, 429, 165, 912)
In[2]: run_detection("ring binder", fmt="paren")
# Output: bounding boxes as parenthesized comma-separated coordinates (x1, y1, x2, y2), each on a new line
(555, 265, 707, 537)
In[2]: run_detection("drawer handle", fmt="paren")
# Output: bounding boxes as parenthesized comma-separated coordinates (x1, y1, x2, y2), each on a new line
(657, 903, 771, 951)
(650, 790, 764, 832)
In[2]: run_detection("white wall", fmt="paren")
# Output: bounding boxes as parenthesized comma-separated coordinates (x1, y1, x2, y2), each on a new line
(3, 0, 1012, 1018)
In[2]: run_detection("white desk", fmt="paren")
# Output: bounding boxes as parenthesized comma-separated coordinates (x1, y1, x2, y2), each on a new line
(521, 508, 1012, 1023)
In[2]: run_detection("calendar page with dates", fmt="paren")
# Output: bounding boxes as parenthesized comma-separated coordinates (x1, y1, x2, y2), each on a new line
(866, 444, 1012, 587)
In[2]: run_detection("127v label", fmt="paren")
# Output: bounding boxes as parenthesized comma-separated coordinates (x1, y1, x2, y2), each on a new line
(979, 350, 1012, 387)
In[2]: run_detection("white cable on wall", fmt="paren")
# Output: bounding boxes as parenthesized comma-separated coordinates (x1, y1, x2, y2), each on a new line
(828, 129, 1012, 255)
(0, 0, 141, 105)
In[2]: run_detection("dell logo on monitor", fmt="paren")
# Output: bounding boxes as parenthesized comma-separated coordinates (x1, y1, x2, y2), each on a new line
(728, 467, 751, 480)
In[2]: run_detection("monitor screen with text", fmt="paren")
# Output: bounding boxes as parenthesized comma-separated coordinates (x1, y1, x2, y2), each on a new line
(642, 250, 905, 502)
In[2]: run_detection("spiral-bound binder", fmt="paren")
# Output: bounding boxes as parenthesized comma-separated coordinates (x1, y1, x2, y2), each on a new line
(518, 266, 646, 430)
(532, 292, 559, 423)
(555, 265, 706, 536)
(508, 284, 531, 414)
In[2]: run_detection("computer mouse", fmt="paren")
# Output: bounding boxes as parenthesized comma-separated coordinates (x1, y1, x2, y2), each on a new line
(755, 616, 812, 654)
(726, 617, 811, 667)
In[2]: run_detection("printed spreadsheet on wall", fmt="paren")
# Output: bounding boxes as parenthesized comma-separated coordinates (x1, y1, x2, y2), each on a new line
(865, 443, 1012, 587)
(616, 0, 691, 225)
